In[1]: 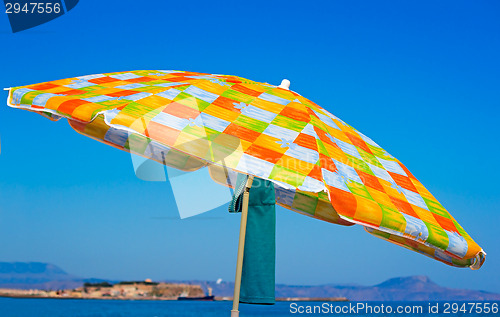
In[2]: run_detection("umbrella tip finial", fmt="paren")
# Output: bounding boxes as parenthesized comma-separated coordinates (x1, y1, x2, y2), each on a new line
(278, 79, 290, 90)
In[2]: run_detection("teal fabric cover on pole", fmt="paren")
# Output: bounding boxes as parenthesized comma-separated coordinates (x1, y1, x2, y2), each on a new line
(229, 174, 276, 305)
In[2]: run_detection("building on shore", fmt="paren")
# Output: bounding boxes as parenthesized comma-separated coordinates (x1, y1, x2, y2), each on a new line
(0, 280, 206, 300)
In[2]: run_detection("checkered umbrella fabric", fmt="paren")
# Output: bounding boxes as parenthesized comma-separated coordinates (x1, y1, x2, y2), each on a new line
(7, 70, 485, 269)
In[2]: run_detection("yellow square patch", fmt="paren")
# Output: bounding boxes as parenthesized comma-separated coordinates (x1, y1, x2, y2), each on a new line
(204, 104, 240, 122)
(354, 196, 383, 227)
(251, 98, 286, 114)
(253, 134, 288, 154)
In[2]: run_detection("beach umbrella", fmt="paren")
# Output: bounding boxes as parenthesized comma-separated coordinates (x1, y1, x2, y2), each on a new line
(6, 70, 485, 315)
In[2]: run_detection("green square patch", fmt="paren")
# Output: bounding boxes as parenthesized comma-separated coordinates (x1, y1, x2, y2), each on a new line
(291, 192, 318, 216)
(20, 91, 45, 104)
(175, 93, 211, 112)
(234, 115, 269, 133)
(271, 114, 307, 132)
(423, 198, 450, 218)
(359, 148, 383, 168)
(316, 140, 330, 156)
(369, 145, 394, 160)
(379, 204, 407, 233)
(425, 223, 449, 251)
(345, 155, 372, 175)
(309, 116, 329, 134)
(126, 134, 150, 153)
(347, 181, 373, 200)
(78, 85, 103, 92)
(221, 89, 256, 104)
(269, 165, 305, 187)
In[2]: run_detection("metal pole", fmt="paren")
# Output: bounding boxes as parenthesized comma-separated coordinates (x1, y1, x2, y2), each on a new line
(231, 175, 254, 317)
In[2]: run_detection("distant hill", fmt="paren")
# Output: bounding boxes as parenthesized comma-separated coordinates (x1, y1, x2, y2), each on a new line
(182, 276, 500, 301)
(1, 262, 499, 301)
(274, 276, 500, 301)
(0, 262, 109, 290)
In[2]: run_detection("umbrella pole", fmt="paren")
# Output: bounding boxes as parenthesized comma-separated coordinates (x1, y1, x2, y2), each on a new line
(231, 175, 254, 317)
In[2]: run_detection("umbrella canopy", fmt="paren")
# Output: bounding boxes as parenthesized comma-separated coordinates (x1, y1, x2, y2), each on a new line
(6, 70, 485, 269)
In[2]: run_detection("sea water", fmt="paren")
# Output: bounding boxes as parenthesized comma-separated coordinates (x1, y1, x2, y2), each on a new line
(0, 298, 498, 316)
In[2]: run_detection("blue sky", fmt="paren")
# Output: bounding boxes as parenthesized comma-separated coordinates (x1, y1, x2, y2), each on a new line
(0, 0, 499, 293)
